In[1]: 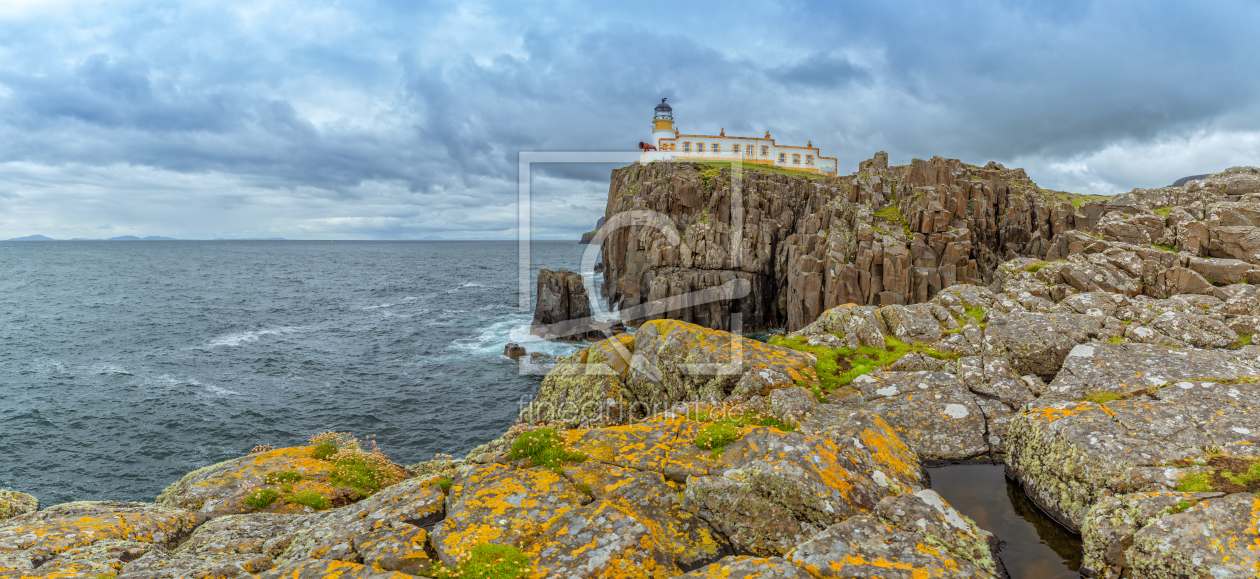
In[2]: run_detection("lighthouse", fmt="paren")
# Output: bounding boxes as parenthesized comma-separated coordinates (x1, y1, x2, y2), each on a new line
(639, 98, 839, 175)
(651, 98, 675, 149)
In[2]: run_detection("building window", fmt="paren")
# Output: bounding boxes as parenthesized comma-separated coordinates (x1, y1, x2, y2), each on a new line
(732, 144, 740, 154)
(761, 145, 769, 156)
(697, 143, 705, 153)
(779, 152, 787, 163)
(792, 153, 800, 164)
(683, 142, 691, 152)
(713, 143, 721, 153)
(806, 154, 814, 164)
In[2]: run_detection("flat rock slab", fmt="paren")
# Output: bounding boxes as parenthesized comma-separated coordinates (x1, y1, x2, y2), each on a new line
(526, 500, 679, 578)
(0, 501, 207, 574)
(563, 461, 727, 570)
(155, 446, 350, 516)
(851, 371, 990, 461)
(683, 426, 901, 556)
(678, 556, 814, 578)
(1006, 379, 1260, 531)
(982, 311, 1104, 377)
(429, 464, 588, 566)
(1045, 341, 1260, 400)
(1126, 492, 1260, 579)
(788, 514, 995, 578)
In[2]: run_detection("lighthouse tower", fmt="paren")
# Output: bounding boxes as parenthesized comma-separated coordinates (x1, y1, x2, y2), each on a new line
(651, 98, 675, 149)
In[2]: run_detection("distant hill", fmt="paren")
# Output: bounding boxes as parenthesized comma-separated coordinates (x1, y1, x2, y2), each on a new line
(211, 237, 286, 240)
(421, 235, 445, 240)
(7, 234, 54, 241)
(1172, 174, 1211, 187)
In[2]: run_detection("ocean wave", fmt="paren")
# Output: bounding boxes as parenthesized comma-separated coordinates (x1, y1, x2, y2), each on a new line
(205, 327, 300, 348)
(447, 314, 582, 360)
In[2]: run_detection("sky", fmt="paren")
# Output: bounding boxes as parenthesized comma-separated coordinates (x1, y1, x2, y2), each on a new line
(1, 0, 1258, 240)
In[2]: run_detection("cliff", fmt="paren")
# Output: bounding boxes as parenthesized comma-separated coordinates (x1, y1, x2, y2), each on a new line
(598, 153, 1098, 332)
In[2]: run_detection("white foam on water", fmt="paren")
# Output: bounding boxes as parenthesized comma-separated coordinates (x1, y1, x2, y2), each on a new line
(205, 327, 300, 348)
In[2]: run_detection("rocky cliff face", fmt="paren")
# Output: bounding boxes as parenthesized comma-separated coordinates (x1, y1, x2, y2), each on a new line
(599, 153, 1090, 332)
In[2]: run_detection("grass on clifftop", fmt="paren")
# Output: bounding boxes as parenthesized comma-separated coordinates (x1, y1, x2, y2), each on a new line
(686, 398, 798, 457)
(693, 160, 832, 181)
(769, 334, 960, 393)
(508, 427, 586, 472)
(309, 431, 406, 499)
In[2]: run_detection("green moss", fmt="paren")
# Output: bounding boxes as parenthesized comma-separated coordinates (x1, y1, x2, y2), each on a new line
(94, 575, 119, 579)
(1107, 336, 1126, 345)
(432, 544, 533, 579)
(508, 427, 587, 470)
(243, 488, 281, 510)
(574, 482, 594, 499)
(1166, 499, 1197, 515)
(769, 334, 960, 390)
(1153, 206, 1172, 217)
(963, 305, 986, 323)
(434, 477, 453, 493)
(1149, 243, 1177, 252)
(284, 489, 332, 510)
(1232, 333, 1252, 348)
(1025, 262, 1046, 273)
(1176, 471, 1215, 493)
(1083, 391, 1123, 405)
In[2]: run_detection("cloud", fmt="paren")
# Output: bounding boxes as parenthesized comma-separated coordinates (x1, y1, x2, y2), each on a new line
(0, 0, 1258, 239)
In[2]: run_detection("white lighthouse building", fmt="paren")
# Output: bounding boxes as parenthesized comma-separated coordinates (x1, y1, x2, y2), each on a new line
(639, 98, 838, 175)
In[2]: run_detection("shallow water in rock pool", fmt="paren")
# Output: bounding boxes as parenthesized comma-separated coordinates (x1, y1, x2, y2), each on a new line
(930, 464, 1083, 579)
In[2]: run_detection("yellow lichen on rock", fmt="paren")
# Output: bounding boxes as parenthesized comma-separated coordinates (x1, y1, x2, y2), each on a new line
(562, 461, 727, 569)
(258, 558, 414, 578)
(156, 446, 382, 515)
(0, 502, 206, 573)
(429, 463, 588, 566)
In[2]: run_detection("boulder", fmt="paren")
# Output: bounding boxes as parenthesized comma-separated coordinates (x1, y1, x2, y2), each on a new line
(623, 319, 817, 409)
(503, 343, 526, 359)
(1144, 311, 1238, 348)
(526, 500, 680, 578)
(683, 425, 911, 556)
(787, 513, 995, 578)
(429, 463, 589, 565)
(981, 311, 1105, 378)
(119, 512, 298, 578)
(0, 501, 206, 574)
(0, 491, 37, 521)
(1005, 379, 1260, 531)
(155, 446, 376, 516)
(792, 303, 889, 350)
(258, 559, 412, 578)
(850, 371, 991, 461)
(1125, 492, 1260, 579)
(1079, 490, 1223, 578)
(531, 269, 608, 342)
(1042, 341, 1260, 400)
(563, 461, 729, 570)
(678, 556, 814, 578)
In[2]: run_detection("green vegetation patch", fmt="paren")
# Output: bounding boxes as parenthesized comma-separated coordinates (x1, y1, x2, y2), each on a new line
(244, 488, 282, 510)
(694, 422, 741, 457)
(263, 471, 303, 485)
(1083, 391, 1123, 405)
(1024, 262, 1046, 273)
(770, 334, 960, 392)
(1232, 333, 1253, 348)
(1149, 243, 1177, 252)
(1173, 455, 1260, 494)
(434, 477, 454, 493)
(432, 544, 533, 579)
(693, 160, 832, 181)
(284, 490, 331, 510)
(1166, 498, 1198, 515)
(508, 427, 586, 471)
(1153, 206, 1172, 217)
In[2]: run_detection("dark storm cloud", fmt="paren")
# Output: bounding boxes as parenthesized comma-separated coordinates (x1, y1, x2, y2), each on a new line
(0, 0, 1258, 239)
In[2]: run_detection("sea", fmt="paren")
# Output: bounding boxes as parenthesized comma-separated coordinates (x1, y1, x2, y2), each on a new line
(0, 240, 601, 505)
